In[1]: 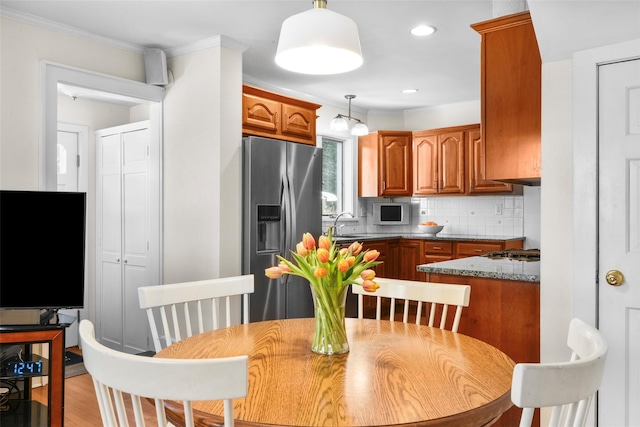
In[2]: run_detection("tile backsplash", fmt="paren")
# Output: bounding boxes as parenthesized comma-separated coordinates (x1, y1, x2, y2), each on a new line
(324, 195, 525, 237)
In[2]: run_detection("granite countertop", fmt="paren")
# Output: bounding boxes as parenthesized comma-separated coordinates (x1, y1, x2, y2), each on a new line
(332, 233, 525, 243)
(417, 256, 540, 282)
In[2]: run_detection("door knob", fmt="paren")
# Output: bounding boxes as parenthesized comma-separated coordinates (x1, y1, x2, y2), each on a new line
(605, 270, 624, 286)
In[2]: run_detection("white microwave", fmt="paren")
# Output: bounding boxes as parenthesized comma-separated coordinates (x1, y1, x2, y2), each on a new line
(373, 202, 410, 225)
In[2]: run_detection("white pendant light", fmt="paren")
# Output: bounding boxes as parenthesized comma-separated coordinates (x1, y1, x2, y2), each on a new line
(275, 0, 363, 75)
(350, 122, 369, 136)
(329, 116, 349, 131)
(329, 95, 369, 135)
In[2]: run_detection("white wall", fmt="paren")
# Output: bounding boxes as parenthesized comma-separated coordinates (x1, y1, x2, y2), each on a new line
(403, 101, 481, 130)
(0, 16, 145, 190)
(366, 111, 405, 131)
(540, 59, 574, 362)
(163, 43, 243, 284)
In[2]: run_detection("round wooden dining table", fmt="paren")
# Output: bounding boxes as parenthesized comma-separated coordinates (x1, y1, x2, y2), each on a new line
(155, 318, 514, 427)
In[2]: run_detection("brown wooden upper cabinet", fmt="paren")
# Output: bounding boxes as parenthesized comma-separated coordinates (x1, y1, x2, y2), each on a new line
(358, 131, 413, 197)
(242, 84, 321, 146)
(472, 11, 541, 185)
(467, 126, 514, 194)
(413, 125, 467, 196)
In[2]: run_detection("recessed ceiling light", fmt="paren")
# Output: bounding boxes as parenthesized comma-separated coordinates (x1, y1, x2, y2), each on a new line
(402, 89, 418, 94)
(411, 25, 436, 37)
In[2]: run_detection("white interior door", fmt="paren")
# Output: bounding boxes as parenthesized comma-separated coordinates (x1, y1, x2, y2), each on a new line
(57, 123, 89, 348)
(56, 130, 78, 192)
(97, 132, 124, 351)
(598, 57, 640, 425)
(121, 128, 154, 353)
(96, 121, 159, 354)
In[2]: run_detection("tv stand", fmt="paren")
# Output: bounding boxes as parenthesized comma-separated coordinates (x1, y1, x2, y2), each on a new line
(0, 323, 66, 427)
(38, 309, 57, 326)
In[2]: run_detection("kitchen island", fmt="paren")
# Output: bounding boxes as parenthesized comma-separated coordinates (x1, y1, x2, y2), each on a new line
(417, 255, 540, 282)
(418, 255, 540, 427)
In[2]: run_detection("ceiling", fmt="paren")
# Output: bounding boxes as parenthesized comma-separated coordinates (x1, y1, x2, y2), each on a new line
(2, 0, 639, 113)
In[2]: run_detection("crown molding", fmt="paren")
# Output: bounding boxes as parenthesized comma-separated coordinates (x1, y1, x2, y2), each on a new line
(164, 35, 248, 58)
(1, 6, 145, 54)
(242, 74, 369, 114)
(1, 7, 248, 59)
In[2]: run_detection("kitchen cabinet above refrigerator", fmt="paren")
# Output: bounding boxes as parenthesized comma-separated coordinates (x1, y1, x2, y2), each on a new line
(242, 84, 321, 146)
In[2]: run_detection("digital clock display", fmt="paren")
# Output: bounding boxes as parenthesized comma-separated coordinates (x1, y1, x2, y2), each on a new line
(6, 361, 43, 378)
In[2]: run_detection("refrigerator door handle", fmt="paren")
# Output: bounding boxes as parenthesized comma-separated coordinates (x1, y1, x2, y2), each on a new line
(281, 173, 294, 286)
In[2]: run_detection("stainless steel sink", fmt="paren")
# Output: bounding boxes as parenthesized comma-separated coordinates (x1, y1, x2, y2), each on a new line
(332, 234, 369, 241)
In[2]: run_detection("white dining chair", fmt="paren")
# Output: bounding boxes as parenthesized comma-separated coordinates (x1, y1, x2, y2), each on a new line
(511, 317, 608, 427)
(79, 319, 248, 427)
(138, 274, 254, 352)
(352, 277, 471, 332)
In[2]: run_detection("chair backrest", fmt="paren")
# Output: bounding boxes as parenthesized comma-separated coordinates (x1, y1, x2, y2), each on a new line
(352, 277, 471, 332)
(79, 320, 247, 427)
(511, 317, 608, 427)
(138, 275, 254, 352)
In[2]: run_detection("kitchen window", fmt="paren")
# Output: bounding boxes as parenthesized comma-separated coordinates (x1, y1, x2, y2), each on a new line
(318, 135, 356, 218)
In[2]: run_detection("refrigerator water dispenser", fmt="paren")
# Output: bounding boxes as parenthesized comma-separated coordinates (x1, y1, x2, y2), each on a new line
(256, 205, 280, 253)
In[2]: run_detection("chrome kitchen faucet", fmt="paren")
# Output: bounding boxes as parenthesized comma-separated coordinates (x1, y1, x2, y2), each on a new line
(331, 211, 354, 236)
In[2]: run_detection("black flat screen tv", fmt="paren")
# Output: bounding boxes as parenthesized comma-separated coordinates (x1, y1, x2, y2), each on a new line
(0, 190, 86, 311)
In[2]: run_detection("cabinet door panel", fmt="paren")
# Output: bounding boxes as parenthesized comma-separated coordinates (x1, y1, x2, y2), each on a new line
(281, 104, 315, 142)
(398, 240, 425, 281)
(380, 134, 412, 196)
(439, 131, 465, 194)
(242, 94, 280, 133)
(467, 127, 514, 193)
(413, 134, 438, 195)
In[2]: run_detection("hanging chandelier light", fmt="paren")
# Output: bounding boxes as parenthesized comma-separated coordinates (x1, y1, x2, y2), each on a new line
(330, 95, 369, 136)
(275, 0, 363, 75)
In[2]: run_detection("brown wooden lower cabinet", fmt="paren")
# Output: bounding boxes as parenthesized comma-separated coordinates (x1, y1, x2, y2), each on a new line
(398, 239, 426, 281)
(426, 272, 540, 427)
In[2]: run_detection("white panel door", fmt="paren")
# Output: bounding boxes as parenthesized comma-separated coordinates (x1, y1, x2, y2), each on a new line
(97, 132, 124, 350)
(598, 58, 640, 426)
(56, 130, 78, 192)
(121, 129, 153, 353)
(96, 121, 159, 354)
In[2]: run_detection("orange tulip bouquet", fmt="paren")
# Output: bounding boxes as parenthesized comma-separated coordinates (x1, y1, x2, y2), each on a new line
(265, 228, 381, 355)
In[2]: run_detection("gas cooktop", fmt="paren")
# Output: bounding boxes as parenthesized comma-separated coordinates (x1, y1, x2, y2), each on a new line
(484, 249, 540, 261)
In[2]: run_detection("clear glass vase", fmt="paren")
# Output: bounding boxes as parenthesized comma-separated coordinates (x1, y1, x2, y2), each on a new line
(309, 283, 349, 355)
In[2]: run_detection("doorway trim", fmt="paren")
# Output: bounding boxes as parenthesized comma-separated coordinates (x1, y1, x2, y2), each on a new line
(40, 61, 165, 190)
(41, 61, 165, 338)
(573, 38, 640, 328)
(57, 122, 89, 347)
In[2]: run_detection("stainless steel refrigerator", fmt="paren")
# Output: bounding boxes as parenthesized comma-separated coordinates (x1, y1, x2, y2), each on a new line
(242, 136, 322, 322)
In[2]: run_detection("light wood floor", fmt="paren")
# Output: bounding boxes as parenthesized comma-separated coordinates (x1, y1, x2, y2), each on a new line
(31, 347, 157, 426)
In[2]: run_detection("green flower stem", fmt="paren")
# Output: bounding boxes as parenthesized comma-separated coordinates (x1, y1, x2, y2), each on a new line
(310, 281, 349, 355)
